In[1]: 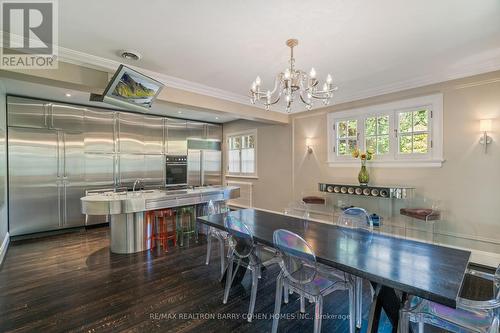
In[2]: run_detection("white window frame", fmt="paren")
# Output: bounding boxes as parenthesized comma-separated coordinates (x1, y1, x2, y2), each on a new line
(327, 94, 443, 168)
(225, 129, 258, 178)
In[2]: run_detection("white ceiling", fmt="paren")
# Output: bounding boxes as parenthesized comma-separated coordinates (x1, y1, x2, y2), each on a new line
(56, 0, 500, 113)
(0, 78, 237, 123)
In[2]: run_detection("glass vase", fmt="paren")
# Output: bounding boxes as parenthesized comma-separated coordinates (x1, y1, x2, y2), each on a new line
(358, 163, 369, 186)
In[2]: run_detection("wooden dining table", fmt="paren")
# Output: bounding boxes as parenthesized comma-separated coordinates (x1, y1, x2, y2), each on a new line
(197, 208, 471, 332)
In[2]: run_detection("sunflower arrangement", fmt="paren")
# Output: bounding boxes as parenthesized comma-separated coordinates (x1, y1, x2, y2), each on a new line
(352, 148, 374, 163)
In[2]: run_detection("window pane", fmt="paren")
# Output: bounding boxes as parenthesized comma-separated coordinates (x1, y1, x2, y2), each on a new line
(233, 136, 241, 149)
(338, 140, 347, 155)
(338, 122, 347, 138)
(366, 136, 377, 153)
(348, 139, 357, 154)
(228, 150, 240, 173)
(377, 135, 389, 154)
(248, 135, 255, 148)
(399, 134, 412, 154)
(347, 120, 357, 137)
(241, 148, 255, 173)
(378, 116, 389, 135)
(413, 133, 428, 153)
(413, 110, 428, 132)
(399, 112, 412, 133)
(365, 117, 376, 136)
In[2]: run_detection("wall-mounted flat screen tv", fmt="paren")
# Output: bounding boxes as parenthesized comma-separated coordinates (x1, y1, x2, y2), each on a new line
(90, 65, 164, 112)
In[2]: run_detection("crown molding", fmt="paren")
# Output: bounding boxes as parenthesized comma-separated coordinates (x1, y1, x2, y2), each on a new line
(298, 54, 500, 114)
(58, 46, 264, 110)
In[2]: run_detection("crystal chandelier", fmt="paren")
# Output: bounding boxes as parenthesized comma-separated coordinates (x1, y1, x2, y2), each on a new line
(250, 39, 338, 113)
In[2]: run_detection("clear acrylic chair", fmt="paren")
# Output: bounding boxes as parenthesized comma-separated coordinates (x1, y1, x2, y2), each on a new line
(284, 200, 310, 220)
(337, 207, 374, 329)
(399, 265, 500, 333)
(272, 229, 356, 333)
(205, 200, 229, 279)
(222, 215, 278, 323)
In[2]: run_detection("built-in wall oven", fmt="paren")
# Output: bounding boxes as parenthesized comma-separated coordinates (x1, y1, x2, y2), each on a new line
(165, 155, 188, 186)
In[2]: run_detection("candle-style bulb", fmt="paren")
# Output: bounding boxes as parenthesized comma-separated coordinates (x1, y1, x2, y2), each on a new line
(255, 76, 261, 86)
(326, 74, 332, 84)
(309, 67, 316, 79)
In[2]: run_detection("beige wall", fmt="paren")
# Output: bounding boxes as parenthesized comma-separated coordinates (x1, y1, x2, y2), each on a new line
(223, 120, 292, 212)
(223, 71, 500, 257)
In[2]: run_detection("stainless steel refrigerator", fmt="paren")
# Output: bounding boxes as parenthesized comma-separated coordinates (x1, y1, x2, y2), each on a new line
(8, 97, 86, 236)
(187, 139, 222, 187)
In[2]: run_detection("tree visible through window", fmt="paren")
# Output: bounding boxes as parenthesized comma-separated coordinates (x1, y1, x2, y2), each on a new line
(365, 115, 389, 154)
(336, 119, 357, 156)
(398, 109, 429, 154)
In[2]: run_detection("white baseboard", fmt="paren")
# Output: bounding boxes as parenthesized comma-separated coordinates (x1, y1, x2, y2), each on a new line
(0, 232, 9, 266)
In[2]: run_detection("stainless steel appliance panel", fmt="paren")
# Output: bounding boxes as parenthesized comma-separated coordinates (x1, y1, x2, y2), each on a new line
(62, 132, 85, 227)
(118, 113, 144, 154)
(119, 154, 145, 186)
(51, 103, 84, 130)
(202, 150, 222, 186)
(84, 108, 115, 153)
(187, 149, 201, 187)
(187, 121, 205, 140)
(85, 153, 115, 186)
(8, 127, 61, 236)
(7, 96, 48, 128)
(166, 118, 187, 155)
(206, 124, 222, 141)
(143, 116, 163, 155)
(144, 154, 164, 185)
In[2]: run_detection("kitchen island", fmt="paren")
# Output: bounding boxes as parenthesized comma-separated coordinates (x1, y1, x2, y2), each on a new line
(81, 186, 239, 254)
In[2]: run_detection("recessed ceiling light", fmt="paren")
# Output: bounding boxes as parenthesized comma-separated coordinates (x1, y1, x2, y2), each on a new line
(65, 93, 72, 97)
(215, 117, 219, 120)
(120, 50, 141, 61)
(177, 111, 182, 114)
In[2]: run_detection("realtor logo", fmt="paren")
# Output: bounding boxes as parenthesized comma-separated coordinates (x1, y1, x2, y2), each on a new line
(1, 0, 58, 69)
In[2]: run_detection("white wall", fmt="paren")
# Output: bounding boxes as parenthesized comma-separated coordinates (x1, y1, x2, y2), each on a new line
(223, 71, 500, 260)
(223, 120, 292, 212)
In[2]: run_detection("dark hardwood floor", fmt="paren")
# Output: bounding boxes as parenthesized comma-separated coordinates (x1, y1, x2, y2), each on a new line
(0, 227, 492, 333)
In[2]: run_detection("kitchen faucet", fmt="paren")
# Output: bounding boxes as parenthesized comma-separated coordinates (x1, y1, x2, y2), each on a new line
(132, 179, 145, 192)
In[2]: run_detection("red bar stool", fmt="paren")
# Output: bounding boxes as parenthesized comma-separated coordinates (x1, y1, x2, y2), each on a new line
(150, 209, 177, 252)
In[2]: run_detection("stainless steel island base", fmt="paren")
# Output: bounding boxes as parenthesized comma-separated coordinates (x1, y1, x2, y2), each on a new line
(82, 186, 239, 254)
(110, 212, 151, 254)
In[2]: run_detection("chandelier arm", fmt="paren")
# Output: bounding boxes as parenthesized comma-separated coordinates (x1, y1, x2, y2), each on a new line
(299, 93, 312, 107)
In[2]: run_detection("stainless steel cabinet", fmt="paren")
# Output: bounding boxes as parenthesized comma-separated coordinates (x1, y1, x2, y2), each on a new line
(144, 116, 164, 155)
(187, 121, 205, 140)
(51, 103, 84, 130)
(7, 96, 48, 128)
(187, 149, 201, 187)
(85, 153, 115, 187)
(166, 118, 187, 155)
(119, 154, 145, 185)
(84, 108, 115, 153)
(206, 124, 222, 141)
(62, 132, 85, 227)
(118, 112, 144, 153)
(145, 154, 164, 185)
(203, 150, 222, 186)
(8, 127, 62, 236)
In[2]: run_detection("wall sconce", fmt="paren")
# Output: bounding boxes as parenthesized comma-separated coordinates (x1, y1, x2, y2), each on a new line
(305, 138, 313, 154)
(479, 119, 492, 153)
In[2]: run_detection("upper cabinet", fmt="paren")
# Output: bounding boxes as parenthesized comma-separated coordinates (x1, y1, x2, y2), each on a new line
(187, 121, 205, 140)
(51, 103, 84, 131)
(84, 108, 115, 153)
(206, 124, 222, 141)
(118, 112, 144, 154)
(166, 118, 187, 155)
(7, 96, 48, 128)
(143, 116, 164, 155)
